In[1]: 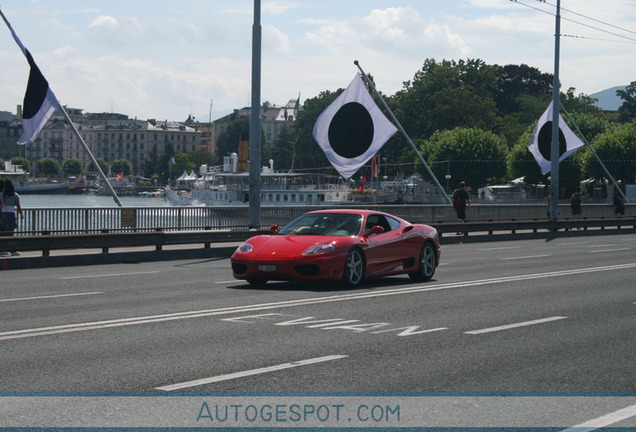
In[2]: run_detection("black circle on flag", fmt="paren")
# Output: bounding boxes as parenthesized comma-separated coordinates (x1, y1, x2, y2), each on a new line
(328, 102, 374, 158)
(538, 121, 567, 161)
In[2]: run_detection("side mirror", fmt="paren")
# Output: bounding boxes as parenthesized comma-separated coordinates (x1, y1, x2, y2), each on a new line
(365, 225, 384, 237)
(270, 224, 279, 234)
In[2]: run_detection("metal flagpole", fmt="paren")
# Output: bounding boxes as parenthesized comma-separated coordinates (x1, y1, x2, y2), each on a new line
(560, 103, 630, 204)
(249, 0, 262, 228)
(354, 60, 452, 205)
(58, 106, 123, 207)
(549, 0, 562, 221)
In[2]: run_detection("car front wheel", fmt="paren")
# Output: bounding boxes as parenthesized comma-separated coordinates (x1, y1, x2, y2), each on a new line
(409, 242, 436, 282)
(343, 248, 365, 287)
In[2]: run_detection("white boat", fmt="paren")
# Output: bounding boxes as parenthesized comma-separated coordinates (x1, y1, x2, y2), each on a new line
(15, 179, 69, 194)
(165, 155, 350, 206)
(0, 161, 68, 194)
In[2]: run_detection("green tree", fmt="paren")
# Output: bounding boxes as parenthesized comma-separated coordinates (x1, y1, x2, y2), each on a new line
(582, 121, 636, 184)
(62, 158, 83, 176)
(88, 158, 109, 175)
(422, 127, 508, 190)
(36, 157, 62, 177)
(266, 125, 294, 171)
(111, 159, 133, 176)
(617, 81, 636, 123)
(493, 63, 552, 114)
(392, 58, 499, 139)
(214, 117, 249, 165)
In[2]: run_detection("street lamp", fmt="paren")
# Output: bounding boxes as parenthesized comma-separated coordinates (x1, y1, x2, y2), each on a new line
(445, 174, 451, 193)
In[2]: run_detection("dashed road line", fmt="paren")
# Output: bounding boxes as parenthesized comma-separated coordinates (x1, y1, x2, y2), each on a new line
(156, 355, 348, 391)
(0, 292, 103, 303)
(465, 316, 567, 335)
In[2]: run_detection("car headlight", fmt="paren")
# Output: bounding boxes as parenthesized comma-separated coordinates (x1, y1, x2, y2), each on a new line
(235, 242, 254, 254)
(303, 243, 336, 255)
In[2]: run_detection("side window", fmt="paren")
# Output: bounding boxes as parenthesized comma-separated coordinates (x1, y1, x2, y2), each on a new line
(386, 216, 402, 231)
(365, 215, 393, 234)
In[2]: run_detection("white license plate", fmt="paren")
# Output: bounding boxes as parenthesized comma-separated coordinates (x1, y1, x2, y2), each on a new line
(258, 265, 277, 272)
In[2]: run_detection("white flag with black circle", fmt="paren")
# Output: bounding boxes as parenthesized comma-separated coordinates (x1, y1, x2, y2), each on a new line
(0, 7, 60, 145)
(528, 101, 584, 175)
(313, 74, 397, 179)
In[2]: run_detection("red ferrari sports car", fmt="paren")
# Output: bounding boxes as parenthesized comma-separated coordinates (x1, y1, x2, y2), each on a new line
(231, 209, 440, 287)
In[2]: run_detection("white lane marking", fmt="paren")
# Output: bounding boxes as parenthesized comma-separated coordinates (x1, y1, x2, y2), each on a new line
(214, 280, 242, 284)
(479, 246, 520, 251)
(59, 271, 160, 280)
(589, 248, 631, 254)
(156, 355, 348, 391)
(2, 262, 635, 341)
(0, 292, 103, 303)
(501, 254, 551, 260)
(587, 244, 623, 248)
(560, 403, 636, 431)
(465, 316, 567, 335)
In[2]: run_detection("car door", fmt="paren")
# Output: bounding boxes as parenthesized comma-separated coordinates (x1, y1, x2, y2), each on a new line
(363, 214, 415, 276)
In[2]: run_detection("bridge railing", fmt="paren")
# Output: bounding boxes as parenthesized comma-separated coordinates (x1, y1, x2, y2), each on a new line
(15, 203, 634, 235)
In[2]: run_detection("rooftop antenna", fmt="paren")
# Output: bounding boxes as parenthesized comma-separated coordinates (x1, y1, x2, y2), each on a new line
(209, 98, 213, 123)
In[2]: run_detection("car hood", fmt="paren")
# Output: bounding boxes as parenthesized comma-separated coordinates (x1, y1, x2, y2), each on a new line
(242, 235, 346, 260)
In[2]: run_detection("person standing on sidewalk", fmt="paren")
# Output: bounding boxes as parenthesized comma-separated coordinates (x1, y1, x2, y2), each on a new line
(0, 179, 23, 256)
(452, 181, 471, 221)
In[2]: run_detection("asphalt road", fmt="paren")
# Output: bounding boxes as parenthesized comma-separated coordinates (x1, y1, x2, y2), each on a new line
(1, 234, 634, 394)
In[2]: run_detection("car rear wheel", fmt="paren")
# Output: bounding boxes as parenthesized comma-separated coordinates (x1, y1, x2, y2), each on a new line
(343, 248, 365, 287)
(409, 242, 436, 282)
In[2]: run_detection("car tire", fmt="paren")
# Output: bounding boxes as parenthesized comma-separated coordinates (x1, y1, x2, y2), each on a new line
(343, 248, 365, 288)
(409, 242, 436, 282)
(246, 277, 268, 286)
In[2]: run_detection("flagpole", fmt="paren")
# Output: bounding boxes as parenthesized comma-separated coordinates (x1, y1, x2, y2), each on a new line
(560, 103, 630, 204)
(354, 60, 452, 205)
(549, 0, 562, 221)
(58, 107, 123, 207)
(249, 0, 262, 228)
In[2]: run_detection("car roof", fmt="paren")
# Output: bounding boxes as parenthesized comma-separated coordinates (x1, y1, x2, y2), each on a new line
(307, 209, 392, 217)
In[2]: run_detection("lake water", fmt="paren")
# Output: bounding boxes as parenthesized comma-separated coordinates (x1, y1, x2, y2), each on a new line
(19, 193, 172, 208)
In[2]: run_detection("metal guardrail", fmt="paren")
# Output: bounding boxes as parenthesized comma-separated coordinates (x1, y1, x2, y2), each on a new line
(0, 217, 633, 270)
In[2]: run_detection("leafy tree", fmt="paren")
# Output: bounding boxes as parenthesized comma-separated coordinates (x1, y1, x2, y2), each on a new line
(266, 124, 294, 171)
(188, 149, 216, 169)
(493, 63, 553, 114)
(421, 127, 508, 190)
(617, 81, 636, 123)
(62, 158, 83, 176)
(88, 158, 109, 175)
(36, 157, 62, 177)
(111, 159, 133, 176)
(582, 121, 636, 184)
(292, 90, 340, 172)
(214, 117, 249, 166)
(392, 58, 499, 139)
(173, 153, 197, 177)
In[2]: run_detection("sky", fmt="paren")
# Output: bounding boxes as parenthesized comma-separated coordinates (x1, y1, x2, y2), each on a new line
(1, 0, 635, 122)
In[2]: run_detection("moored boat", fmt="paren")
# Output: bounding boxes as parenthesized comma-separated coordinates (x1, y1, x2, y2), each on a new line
(165, 154, 350, 206)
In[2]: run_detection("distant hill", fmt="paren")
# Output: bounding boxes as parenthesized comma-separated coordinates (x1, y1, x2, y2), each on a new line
(589, 86, 626, 111)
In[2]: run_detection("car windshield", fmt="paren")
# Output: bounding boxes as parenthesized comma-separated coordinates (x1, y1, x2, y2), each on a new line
(279, 213, 363, 236)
